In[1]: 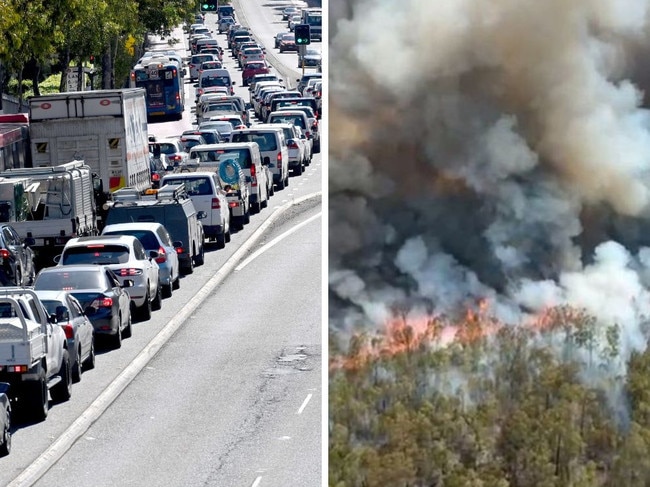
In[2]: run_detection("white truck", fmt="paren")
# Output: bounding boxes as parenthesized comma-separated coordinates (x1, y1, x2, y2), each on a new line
(0, 161, 99, 268)
(28, 89, 152, 227)
(0, 288, 71, 422)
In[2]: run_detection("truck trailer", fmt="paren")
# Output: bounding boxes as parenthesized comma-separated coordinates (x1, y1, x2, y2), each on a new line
(28, 89, 152, 226)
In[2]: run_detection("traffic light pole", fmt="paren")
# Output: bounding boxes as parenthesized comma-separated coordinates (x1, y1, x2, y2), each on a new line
(298, 45, 306, 75)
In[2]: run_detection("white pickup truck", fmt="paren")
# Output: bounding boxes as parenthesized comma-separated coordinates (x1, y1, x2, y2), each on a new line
(0, 288, 71, 422)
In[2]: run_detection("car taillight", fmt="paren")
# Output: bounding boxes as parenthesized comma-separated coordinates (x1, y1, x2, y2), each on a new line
(152, 173, 160, 182)
(61, 323, 74, 339)
(155, 246, 167, 264)
(169, 155, 182, 162)
(305, 131, 312, 138)
(276, 152, 282, 169)
(91, 297, 113, 308)
(250, 163, 257, 187)
(287, 140, 299, 149)
(212, 197, 221, 209)
(0, 249, 9, 259)
(176, 246, 184, 254)
(118, 268, 143, 276)
(229, 201, 239, 208)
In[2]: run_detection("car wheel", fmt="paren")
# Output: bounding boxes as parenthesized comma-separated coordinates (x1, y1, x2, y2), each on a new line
(0, 404, 10, 457)
(195, 245, 205, 266)
(83, 337, 96, 371)
(72, 346, 82, 383)
(216, 232, 226, 249)
(243, 209, 250, 224)
(162, 282, 173, 299)
(276, 178, 285, 190)
(285, 175, 290, 187)
(50, 349, 72, 403)
(225, 227, 231, 242)
(172, 277, 180, 290)
(314, 141, 321, 153)
(25, 370, 48, 422)
(184, 255, 194, 275)
(121, 311, 132, 339)
(151, 283, 162, 311)
(138, 291, 152, 321)
(251, 201, 260, 214)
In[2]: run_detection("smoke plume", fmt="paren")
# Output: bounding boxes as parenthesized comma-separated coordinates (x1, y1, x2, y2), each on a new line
(328, 0, 650, 404)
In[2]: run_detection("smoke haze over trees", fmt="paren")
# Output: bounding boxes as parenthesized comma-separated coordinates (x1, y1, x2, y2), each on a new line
(329, 0, 650, 483)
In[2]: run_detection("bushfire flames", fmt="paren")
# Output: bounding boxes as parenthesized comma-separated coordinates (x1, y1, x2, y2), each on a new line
(329, 300, 593, 371)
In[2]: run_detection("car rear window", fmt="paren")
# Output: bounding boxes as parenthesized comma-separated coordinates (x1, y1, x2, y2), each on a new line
(159, 143, 178, 155)
(103, 230, 159, 250)
(61, 245, 130, 265)
(34, 270, 103, 290)
(231, 132, 277, 151)
(268, 114, 306, 129)
(163, 177, 213, 196)
(193, 148, 252, 169)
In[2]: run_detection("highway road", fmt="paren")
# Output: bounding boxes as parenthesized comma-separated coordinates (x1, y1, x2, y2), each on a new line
(0, 1, 324, 486)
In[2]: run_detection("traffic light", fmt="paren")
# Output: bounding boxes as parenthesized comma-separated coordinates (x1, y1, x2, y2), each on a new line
(200, 0, 217, 12)
(295, 24, 311, 45)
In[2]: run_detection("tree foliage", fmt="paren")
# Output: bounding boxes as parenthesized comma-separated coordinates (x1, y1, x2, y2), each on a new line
(0, 0, 199, 97)
(330, 308, 650, 486)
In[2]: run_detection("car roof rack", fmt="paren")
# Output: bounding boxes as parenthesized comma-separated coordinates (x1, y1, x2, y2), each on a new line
(156, 183, 188, 201)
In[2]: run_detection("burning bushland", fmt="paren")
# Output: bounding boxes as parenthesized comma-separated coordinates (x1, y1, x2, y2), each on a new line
(329, 0, 650, 484)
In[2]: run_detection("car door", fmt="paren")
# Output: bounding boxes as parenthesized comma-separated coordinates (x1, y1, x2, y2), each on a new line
(106, 268, 129, 319)
(2, 227, 24, 283)
(68, 295, 92, 360)
(133, 239, 158, 297)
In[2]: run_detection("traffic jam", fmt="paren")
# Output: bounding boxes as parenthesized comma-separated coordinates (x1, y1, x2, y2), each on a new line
(0, 0, 322, 478)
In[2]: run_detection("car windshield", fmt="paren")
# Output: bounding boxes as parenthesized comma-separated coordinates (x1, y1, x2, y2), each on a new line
(61, 245, 130, 265)
(231, 132, 278, 151)
(34, 269, 103, 290)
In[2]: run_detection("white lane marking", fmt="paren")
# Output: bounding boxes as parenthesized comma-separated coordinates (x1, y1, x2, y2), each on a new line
(7, 191, 322, 487)
(235, 211, 321, 271)
(297, 393, 313, 414)
(251, 476, 262, 487)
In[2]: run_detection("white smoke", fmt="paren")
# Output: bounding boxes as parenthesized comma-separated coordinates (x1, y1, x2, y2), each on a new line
(328, 0, 650, 407)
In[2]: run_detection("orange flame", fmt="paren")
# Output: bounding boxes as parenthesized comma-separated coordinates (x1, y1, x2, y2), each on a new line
(329, 300, 589, 371)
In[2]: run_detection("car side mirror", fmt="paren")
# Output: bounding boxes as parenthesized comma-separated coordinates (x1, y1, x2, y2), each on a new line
(85, 307, 97, 316)
(194, 83, 199, 88)
(263, 156, 270, 166)
(24, 237, 36, 247)
(172, 240, 183, 248)
(182, 69, 187, 77)
(149, 250, 160, 260)
(245, 176, 252, 183)
(53, 254, 61, 264)
(122, 279, 134, 288)
(232, 81, 236, 85)
(300, 134, 306, 139)
(197, 211, 208, 219)
(48, 313, 58, 324)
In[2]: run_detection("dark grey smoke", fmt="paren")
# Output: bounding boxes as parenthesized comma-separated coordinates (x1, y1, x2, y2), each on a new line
(328, 0, 650, 385)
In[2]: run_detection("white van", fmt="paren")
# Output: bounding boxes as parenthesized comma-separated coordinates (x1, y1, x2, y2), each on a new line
(197, 68, 235, 99)
(230, 127, 290, 190)
(160, 171, 232, 248)
(188, 142, 270, 216)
